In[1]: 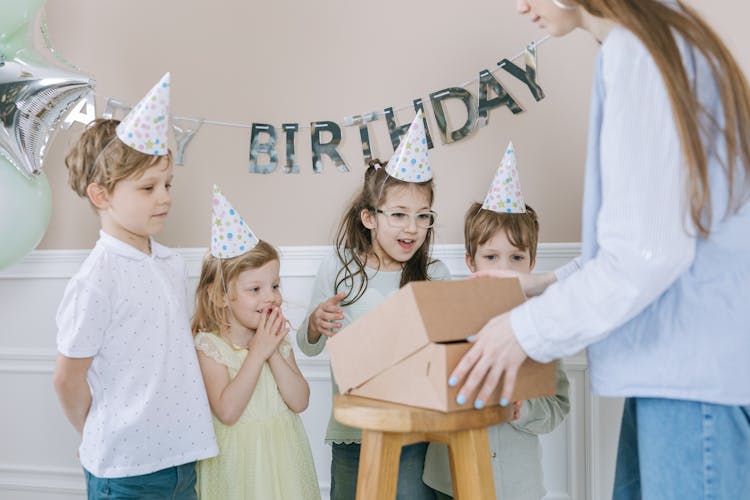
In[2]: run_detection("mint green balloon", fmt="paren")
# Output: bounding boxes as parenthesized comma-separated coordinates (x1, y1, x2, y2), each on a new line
(0, 0, 46, 57)
(0, 157, 52, 270)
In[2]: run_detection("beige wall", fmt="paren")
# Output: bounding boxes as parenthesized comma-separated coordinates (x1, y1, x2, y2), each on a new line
(37, 0, 748, 249)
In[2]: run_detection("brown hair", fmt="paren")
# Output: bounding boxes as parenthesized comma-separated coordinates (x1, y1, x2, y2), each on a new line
(334, 159, 436, 306)
(575, 0, 750, 236)
(464, 202, 539, 264)
(191, 241, 279, 337)
(65, 118, 173, 203)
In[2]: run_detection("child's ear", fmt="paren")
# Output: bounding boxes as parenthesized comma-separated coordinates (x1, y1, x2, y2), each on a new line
(465, 253, 477, 274)
(360, 208, 376, 230)
(529, 257, 536, 272)
(86, 183, 110, 210)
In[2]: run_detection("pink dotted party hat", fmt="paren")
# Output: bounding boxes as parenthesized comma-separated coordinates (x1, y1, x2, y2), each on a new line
(482, 141, 526, 214)
(385, 110, 432, 182)
(116, 72, 171, 156)
(211, 185, 260, 259)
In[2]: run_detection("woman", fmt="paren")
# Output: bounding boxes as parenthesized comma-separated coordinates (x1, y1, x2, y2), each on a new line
(450, 1, 750, 498)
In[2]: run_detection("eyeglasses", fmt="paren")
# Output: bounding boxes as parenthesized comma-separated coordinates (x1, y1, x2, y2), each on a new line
(375, 209, 437, 229)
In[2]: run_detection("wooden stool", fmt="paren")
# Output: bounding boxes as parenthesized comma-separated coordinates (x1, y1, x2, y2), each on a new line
(334, 394, 511, 500)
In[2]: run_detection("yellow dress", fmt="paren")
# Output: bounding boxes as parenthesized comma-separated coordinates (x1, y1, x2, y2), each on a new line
(194, 332, 320, 500)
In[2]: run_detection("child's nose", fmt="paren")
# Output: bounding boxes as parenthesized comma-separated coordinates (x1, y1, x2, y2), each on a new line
(159, 186, 172, 204)
(494, 261, 513, 271)
(405, 215, 418, 232)
(516, 0, 530, 14)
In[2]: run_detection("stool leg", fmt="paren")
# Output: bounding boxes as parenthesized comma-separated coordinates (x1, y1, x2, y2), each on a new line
(447, 428, 497, 500)
(356, 430, 404, 500)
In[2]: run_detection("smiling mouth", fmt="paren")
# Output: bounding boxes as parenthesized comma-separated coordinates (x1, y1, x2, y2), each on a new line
(256, 306, 275, 314)
(398, 239, 415, 251)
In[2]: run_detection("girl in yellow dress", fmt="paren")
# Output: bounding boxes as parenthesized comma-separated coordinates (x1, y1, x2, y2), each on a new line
(191, 186, 320, 499)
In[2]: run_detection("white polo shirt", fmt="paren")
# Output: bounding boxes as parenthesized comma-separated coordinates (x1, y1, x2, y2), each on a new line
(56, 231, 217, 478)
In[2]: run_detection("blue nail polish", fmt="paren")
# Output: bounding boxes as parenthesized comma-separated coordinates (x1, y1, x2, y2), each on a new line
(466, 335, 475, 342)
(456, 394, 466, 405)
(500, 398, 508, 407)
(448, 376, 458, 387)
(474, 399, 484, 409)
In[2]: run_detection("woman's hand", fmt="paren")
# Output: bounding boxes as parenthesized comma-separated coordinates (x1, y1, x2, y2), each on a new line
(449, 312, 528, 409)
(307, 291, 346, 343)
(470, 269, 556, 298)
(249, 307, 289, 360)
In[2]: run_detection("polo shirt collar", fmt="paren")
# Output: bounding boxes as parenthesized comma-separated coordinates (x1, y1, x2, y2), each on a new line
(97, 230, 173, 260)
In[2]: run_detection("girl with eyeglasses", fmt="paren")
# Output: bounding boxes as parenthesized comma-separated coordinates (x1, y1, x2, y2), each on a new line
(297, 114, 450, 499)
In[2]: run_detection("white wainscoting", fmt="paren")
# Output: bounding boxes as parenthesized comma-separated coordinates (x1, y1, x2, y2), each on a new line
(0, 244, 623, 500)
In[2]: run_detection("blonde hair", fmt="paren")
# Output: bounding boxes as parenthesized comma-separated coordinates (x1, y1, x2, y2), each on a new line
(575, 0, 750, 237)
(334, 159, 436, 306)
(65, 118, 173, 203)
(464, 202, 539, 264)
(191, 241, 279, 337)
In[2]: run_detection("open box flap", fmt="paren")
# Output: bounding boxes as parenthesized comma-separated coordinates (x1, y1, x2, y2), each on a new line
(349, 343, 447, 410)
(412, 277, 526, 343)
(329, 285, 429, 392)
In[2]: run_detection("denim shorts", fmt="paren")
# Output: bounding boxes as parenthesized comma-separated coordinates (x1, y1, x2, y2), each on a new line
(83, 462, 197, 500)
(613, 398, 750, 500)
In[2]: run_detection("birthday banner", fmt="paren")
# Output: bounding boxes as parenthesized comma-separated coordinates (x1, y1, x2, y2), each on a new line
(65, 39, 548, 174)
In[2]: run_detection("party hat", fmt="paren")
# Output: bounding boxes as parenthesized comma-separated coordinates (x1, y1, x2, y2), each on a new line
(116, 72, 171, 156)
(385, 110, 432, 182)
(482, 141, 526, 213)
(211, 185, 260, 259)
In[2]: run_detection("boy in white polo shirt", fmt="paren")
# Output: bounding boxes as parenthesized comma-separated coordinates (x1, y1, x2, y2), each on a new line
(53, 74, 217, 499)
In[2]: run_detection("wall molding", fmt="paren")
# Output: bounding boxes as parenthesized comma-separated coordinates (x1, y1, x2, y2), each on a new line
(0, 243, 581, 280)
(0, 465, 84, 494)
(0, 465, 333, 498)
(0, 347, 335, 379)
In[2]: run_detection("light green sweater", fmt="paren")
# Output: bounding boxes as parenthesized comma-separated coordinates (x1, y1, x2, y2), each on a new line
(296, 251, 451, 443)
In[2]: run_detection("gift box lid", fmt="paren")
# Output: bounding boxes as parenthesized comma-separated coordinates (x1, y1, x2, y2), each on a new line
(329, 277, 525, 393)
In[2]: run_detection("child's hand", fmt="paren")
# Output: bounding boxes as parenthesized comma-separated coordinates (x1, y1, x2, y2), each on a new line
(512, 401, 523, 420)
(469, 270, 556, 299)
(309, 292, 346, 339)
(249, 307, 289, 361)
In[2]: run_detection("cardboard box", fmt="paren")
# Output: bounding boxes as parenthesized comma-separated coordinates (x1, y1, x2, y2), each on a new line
(328, 277, 556, 412)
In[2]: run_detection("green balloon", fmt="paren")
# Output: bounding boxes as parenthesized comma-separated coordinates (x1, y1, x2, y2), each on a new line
(0, 157, 52, 271)
(0, 0, 46, 56)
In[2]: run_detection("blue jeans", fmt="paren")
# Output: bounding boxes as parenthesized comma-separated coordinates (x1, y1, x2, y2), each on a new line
(330, 442, 436, 500)
(613, 398, 750, 500)
(84, 462, 197, 500)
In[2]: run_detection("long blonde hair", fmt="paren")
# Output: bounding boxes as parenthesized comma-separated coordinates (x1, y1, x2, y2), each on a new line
(576, 0, 750, 237)
(191, 241, 279, 337)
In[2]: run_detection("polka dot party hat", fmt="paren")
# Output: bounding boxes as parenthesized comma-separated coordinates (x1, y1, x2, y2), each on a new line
(385, 110, 433, 182)
(116, 72, 171, 156)
(210, 185, 260, 259)
(482, 141, 526, 214)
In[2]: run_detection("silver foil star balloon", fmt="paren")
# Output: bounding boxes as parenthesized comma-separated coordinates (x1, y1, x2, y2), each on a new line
(0, 7, 94, 179)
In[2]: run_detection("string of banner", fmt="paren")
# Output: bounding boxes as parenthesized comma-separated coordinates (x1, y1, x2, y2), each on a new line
(64, 36, 550, 174)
